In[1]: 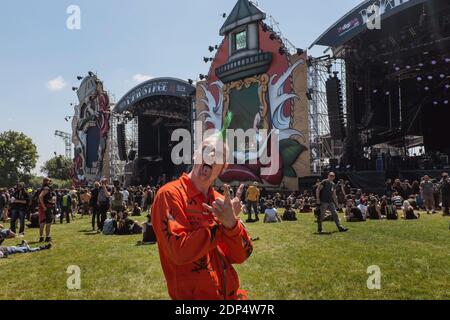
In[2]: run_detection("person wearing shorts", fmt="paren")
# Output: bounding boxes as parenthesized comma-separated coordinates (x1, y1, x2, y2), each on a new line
(38, 178, 55, 243)
(420, 176, 436, 214)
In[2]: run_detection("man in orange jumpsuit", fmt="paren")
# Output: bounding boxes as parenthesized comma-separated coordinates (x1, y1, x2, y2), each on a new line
(152, 136, 253, 300)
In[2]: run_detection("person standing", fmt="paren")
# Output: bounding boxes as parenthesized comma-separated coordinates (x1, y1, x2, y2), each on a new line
(245, 182, 260, 222)
(152, 135, 253, 300)
(420, 175, 436, 214)
(90, 182, 100, 231)
(60, 190, 72, 224)
(440, 173, 450, 216)
(38, 178, 55, 243)
(316, 172, 348, 234)
(9, 182, 30, 236)
(97, 179, 111, 232)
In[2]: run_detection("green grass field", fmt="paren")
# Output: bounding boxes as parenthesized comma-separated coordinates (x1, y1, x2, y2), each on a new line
(1, 211, 449, 300)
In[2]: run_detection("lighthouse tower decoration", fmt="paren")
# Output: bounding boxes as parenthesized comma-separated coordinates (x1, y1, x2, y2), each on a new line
(196, 0, 310, 190)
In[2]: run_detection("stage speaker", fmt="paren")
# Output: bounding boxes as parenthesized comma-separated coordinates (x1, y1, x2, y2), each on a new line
(117, 123, 127, 161)
(326, 77, 346, 141)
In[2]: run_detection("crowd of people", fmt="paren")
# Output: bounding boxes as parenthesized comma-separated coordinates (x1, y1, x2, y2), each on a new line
(1, 170, 449, 258)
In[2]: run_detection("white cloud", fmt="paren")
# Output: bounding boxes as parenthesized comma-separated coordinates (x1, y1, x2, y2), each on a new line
(132, 73, 153, 84)
(46, 76, 68, 91)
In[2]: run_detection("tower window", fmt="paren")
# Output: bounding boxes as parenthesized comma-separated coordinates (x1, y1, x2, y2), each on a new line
(235, 30, 247, 51)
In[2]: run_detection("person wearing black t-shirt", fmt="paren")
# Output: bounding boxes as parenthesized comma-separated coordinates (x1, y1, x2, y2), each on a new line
(315, 172, 348, 234)
(38, 178, 55, 243)
(10, 182, 30, 235)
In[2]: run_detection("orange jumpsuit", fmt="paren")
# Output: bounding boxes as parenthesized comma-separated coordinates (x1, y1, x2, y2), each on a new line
(152, 174, 253, 300)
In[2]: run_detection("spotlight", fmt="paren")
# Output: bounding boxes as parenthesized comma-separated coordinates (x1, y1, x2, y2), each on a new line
(187, 79, 194, 85)
(444, 100, 449, 105)
(279, 47, 286, 55)
(406, 65, 411, 69)
(88, 71, 94, 77)
(270, 33, 276, 40)
(222, 13, 227, 18)
(385, 91, 391, 95)
(419, 63, 424, 67)
(417, 76, 423, 81)
(208, 46, 214, 52)
(262, 24, 269, 32)
(296, 48, 304, 55)
(384, 61, 389, 65)
(215, 45, 219, 50)
(431, 60, 437, 65)
(72, 87, 78, 91)
(433, 101, 438, 105)
(395, 66, 400, 71)
(373, 89, 378, 94)
(445, 58, 450, 63)
(427, 75, 433, 80)
(424, 86, 430, 91)
(77, 76, 83, 81)
(199, 74, 206, 81)
(440, 74, 445, 79)
(203, 57, 210, 63)
(358, 87, 363, 91)
(445, 84, 450, 89)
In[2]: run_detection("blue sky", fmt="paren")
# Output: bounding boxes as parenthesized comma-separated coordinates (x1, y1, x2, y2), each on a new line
(0, 0, 361, 173)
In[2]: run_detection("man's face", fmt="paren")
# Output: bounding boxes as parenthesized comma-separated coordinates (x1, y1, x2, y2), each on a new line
(424, 176, 429, 182)
(192, 137, 228, 186)
(328, 173, 336, 181)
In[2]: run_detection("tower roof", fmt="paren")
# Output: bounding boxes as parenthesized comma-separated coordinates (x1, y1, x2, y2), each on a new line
(220, 0, 266, 36)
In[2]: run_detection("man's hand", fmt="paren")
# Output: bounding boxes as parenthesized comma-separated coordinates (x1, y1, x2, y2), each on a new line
(203, 185, 242, 230)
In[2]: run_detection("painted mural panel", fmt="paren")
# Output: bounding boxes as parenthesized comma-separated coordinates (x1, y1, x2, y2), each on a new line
(196, 14, 310, 190)
(70, 75, 110, 186)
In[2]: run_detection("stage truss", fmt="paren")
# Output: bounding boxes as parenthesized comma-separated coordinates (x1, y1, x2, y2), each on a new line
(308, 54, 346, 174)
(108, 109, 138, 183)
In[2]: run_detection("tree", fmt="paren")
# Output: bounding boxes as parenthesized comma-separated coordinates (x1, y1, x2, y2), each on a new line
(0, 131, 38, 186)
(41, 155, 73, 181)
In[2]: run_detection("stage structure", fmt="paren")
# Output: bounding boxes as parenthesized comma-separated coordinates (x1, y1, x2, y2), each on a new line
(196, 0, 310, 191)
(70, 73, 111, 186)
(114, 78, 196, 186)
(311, 0, 450, 174)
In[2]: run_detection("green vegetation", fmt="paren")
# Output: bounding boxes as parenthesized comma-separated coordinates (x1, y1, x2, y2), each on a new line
(1, 212, 449, 300)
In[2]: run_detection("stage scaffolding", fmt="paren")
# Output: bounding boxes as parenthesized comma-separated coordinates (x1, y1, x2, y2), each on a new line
(308, 54, 346, 175)
(109, 107, 138, 183)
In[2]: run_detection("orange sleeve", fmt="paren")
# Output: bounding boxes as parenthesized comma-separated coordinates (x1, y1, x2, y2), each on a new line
(218, 221, 253, 265)
(152, 189, 220, 266)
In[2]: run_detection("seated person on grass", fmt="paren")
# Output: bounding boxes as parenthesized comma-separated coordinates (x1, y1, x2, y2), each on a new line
(0, 240, 51, 259)
(403, 200, 420, 220)
(357, 199, 368, 220)
(367, 197, 383, 220)
(282, 204, 297, 221)
(264, 201, 282, 223)
(28, 212, 40, 228)
(141, 213, 157, 244)
(345, 199, 365, 222)
(0, 224, 17, 245)
(131, 203, 142, 216)
(117, 212, 143, 235)
(103, 211, 118, 235)
(383, 198, 398, 220)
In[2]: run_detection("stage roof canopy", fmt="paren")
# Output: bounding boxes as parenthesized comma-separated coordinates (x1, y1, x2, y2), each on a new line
(115, 77, 195, 114)
(310, 0, 428, 48)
